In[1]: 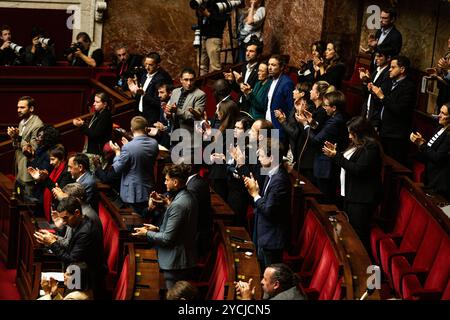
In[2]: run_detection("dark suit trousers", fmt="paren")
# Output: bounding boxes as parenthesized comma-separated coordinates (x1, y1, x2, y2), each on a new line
(258, 248, 283, 272)
(344, 200, 376, 253)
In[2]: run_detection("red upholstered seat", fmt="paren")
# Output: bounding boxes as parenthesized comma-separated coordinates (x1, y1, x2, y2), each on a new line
(114, 253, 130, 300)
(401, 237, 450, 300)
(442, 281, 450, 300)
(370, 187, 416, 265)
(304, 240, 342, 300)
(284, 209, 321, 271)
(379, 203, 429, 279)
(98, 202, 120, 283)
(390, 217, 444, 296)
(206, 243, 228, 300)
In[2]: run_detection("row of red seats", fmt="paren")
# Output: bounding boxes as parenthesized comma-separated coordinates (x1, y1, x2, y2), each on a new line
(370, 185, 450, 300)
(284, 206, 344, 300)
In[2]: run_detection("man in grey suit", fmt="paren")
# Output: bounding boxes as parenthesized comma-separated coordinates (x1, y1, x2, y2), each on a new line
(7, 96, 44, 196)
(110, 116, 159, 216)
(132, 164, 198, 289)
(164, 67, 206, 163)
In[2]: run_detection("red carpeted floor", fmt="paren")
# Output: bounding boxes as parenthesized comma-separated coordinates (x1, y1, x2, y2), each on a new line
(0, 260, 21, 300)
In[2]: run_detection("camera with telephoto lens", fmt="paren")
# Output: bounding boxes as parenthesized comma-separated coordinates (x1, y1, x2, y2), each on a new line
(191, 24, 201, 47)
(213, 0, 242, 14)
(64, 42, 84, 56)
(9, 42, 25, 55)
(38, 37, 54, 46)
(189, 0, 210, 9)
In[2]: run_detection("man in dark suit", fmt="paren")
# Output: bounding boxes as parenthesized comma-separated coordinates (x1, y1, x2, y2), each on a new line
(223, 39, 261, 112)
(128, 52, 172, 126)
(34, 196, 107, 299)
(366, 7, 402, 72)
(264, 54, 294, 144)
(369, 55, 417, 166)
(114, 44, 143, 90)
(372, 8, 402, 55)
(360, 45, 393, 132)
(186, 165, 212, 257)
(132, 164, 198, 289)
(244, 138, 291, 270)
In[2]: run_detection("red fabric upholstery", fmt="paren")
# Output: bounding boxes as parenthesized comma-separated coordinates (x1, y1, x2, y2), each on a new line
(206, 243, 228, 300)
(98, 202, 120, 278)
(379, 203, 429, 279)
(370, 187, 416, 264)
(390, 217, 444, 296)
(114, 253, 130, 300)
(305, 240, 341, 300)
(401, 237, 450, 300)
(284, 209, 320, 270)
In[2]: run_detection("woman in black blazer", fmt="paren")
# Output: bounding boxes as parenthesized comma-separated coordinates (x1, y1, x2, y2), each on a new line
(322, 116, 383, 249)
(315, 41, 346, 90)
(410, 103, 450, 200)
(73, 91, 113, 155)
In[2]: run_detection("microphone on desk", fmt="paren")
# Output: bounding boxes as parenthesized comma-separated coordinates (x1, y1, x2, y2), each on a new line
(359, 287, 376, 300)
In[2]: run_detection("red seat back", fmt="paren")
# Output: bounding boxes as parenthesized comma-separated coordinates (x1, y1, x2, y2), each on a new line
(207, 243, 228, 300)
(307, 240, 340, 300)
(114, 253, 130, 300)
(297, 209, 320, 259)
(442, 281, 450, 300)
(300, 214, 327, 273)
(424, 237, 450, 292)
(393, 187, 416, 235)
(412, 218, 444, 270)
(98, 202, 120, 277)
(398, 203, 429, 252)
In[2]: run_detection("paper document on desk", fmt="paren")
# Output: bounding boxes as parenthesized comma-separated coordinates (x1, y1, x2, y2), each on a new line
(41, 272, 64, 282)
(440, 204, 450, 218)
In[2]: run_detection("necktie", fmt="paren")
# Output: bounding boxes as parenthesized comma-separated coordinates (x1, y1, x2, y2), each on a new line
(262, 175, 271, 197)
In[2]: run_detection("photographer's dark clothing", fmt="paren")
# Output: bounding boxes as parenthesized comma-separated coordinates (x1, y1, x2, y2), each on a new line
(200, 10, 228, 38)
(72, 48, 104, 67)
(0, 47, 21, 66)
(24, 45, 56, 66)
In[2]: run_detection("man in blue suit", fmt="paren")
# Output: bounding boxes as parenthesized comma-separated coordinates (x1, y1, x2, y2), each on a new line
(264, 54, 294, 144)
(244, 138, 291, 270)
(111, 116, 159, 216)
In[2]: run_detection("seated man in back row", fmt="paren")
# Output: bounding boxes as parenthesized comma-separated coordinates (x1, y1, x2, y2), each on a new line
(235, 263, 306, 300)
(34, 196, 107, 299)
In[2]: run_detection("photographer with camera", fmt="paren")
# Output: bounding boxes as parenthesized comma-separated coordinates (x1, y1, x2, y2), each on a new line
(65, 32, 103, 67)
(0, 25, 24, 66)
(193, 0, 228, 76)
(24, 27, 56, 66)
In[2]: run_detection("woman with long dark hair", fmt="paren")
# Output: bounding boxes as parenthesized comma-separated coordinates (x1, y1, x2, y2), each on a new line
(322, 116, 383, 249)
(315, 41, 346, 89)
(298, 41, 325, 85)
